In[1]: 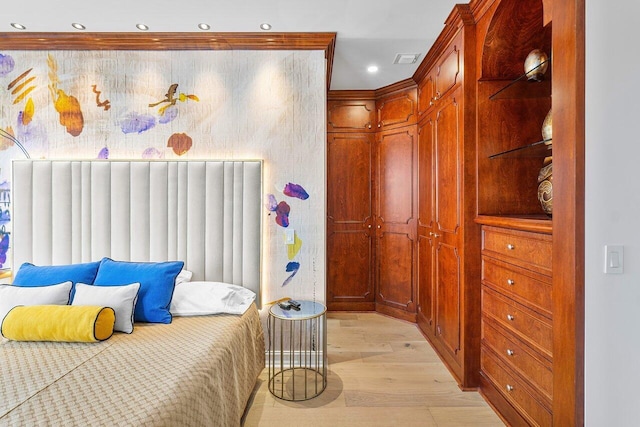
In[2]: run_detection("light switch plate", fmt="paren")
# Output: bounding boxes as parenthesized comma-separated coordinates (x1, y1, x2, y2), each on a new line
(285, 229, 295, 245)
(604, 245, 624, 274)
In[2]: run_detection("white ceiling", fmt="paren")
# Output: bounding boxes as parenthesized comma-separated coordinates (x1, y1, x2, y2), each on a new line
(3, 0, 461, 90)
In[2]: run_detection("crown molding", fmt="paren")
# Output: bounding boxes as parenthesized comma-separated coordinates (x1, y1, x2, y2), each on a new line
(0, 32, 337, 89)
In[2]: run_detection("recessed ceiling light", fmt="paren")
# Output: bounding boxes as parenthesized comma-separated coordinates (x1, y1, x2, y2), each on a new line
(71, 23, 86, 30)
(10, 23, 26, 30)
(367, 65, 379, 73)
(260, 23, 272, 31)
(136, 24, 149, 31)
(198, 23, 210, 31)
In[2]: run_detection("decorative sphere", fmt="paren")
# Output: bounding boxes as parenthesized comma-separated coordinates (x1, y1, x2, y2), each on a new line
(524, 49, 549, 81)
(541, 109, 552, 142)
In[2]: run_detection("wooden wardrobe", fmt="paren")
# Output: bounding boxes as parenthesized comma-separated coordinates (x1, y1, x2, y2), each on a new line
(326, 0, 584, 424)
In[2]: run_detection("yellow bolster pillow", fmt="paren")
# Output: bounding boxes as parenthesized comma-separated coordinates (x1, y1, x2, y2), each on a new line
(1, 305, 115, 342)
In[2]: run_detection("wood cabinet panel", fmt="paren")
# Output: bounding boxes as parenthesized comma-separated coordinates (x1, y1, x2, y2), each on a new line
(417, 72, 436, 120)
(417, 234, 434, 327)
(327, 132, 375, 308)
(327, 133, 374, 222)
(482, 287, 552, 359)
(376, 126, 417, 313)
(481, 349, 553, 427)
(435, 92, 461, 234)
(482, 257, 552, 318)
(435, 31, 462, 100)
(482, 319, 553, 400)
(376, 89, 417, 130)
(417, 117, 435, 329)
(377, 128, 416, 224)
(327, 231, 374, 303)
(377, 231, 414, 310)
(482, 226, 552, 274)
(435, 242, 461, 362)
(327, 100, 375, 132)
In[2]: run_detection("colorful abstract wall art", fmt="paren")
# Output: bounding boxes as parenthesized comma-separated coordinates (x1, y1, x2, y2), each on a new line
(0, 49, 326, 303)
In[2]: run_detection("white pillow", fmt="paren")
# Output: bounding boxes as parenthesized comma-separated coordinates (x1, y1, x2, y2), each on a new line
(72, 282, 141, 334)
(175, 269, 193, 285)
(170, 281, 256, 316)
(0, 281, 73, 322)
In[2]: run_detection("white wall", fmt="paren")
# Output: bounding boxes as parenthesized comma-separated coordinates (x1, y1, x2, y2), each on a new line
(585, 1, 640, 424)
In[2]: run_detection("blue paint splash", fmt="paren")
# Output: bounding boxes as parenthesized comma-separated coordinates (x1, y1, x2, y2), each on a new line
(282, 262, 300, 287)
(120, 112, 156, 134)
(283, 182, 309, 200)
(0, 54, 15, 77)
(158, 105, 178, 124)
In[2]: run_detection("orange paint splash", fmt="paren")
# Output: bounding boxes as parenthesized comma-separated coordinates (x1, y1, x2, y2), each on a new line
(54, 89, 84, 137)
(22, 98, 34, 126)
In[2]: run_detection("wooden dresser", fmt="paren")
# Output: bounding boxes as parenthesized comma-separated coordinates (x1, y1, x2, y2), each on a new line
(477, 218, 552, 426)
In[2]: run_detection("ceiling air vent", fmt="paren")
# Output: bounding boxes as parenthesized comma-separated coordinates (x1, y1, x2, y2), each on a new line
(393, 53, 420, 65)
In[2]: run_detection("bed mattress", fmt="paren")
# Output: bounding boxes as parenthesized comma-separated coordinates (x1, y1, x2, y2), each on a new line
(0, 305, 265, 426)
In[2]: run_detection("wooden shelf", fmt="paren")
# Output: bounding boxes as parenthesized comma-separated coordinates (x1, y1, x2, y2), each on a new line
(489, 139, 552, 159)
(488, 60, 551, 100)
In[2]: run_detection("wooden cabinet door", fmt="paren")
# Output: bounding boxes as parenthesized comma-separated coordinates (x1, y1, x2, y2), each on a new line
(327, 133, 375, 309)
(433, 88, 463, 362)
(327, 100, 376, 133)
(417, 116, 435, 329)
(375, 89, 417, 131)
(375, 126, 417, 312)
(417, 71, 436, 121)
(434, 31, 462, 102)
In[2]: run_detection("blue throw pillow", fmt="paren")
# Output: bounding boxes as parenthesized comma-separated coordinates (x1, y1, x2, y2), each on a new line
(93, 258, 184, 324)
(13, 262, 101, 289)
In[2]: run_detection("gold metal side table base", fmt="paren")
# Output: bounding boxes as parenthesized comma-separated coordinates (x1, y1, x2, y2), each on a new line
(267, 300, 327, 401)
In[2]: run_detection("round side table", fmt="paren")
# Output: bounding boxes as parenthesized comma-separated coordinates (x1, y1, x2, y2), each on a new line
(267, 300, 327, 401)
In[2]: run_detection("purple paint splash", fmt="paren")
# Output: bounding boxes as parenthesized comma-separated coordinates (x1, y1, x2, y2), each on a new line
(282, 262, 300, 287)
(97, 146, 109, 159)
(275, 201, 290, 228)
(142, 147, 164, 159)
(0, 54, 15, 77)
(265, 194, 278, 212)
(283, 182, 309, 200)
(120, 112, 156, 134)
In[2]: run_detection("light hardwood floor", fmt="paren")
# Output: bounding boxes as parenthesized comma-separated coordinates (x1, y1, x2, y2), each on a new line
(243, 312, 504, 426)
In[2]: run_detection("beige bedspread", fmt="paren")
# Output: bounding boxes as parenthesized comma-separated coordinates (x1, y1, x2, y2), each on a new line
(0, 304, 265, 427)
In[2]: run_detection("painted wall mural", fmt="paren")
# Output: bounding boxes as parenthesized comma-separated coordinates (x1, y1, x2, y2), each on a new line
(0, 49, 326, 304)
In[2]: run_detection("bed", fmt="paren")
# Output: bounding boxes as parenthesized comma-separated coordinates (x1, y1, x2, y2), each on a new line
(1, 160, 264, 427)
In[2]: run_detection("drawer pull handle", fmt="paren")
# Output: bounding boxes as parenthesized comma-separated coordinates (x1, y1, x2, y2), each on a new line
(506, 244, 515, 250)
(507, 279, 515, 286)
(506, 314, 515, 321)
(506, 384, 514, 392)
(506, 349, 515, 356)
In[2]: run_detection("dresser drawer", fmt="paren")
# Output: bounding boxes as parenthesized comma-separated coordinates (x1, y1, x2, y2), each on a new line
(482, 319, 552, 401)
(482, 226, 552, 274)
(481, 349, 552, 427)
(482, 257, 552, 318)
(482, 287, 552, 358)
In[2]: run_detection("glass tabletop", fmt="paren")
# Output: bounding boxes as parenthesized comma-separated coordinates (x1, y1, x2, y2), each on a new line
(269, 300, 326, 320)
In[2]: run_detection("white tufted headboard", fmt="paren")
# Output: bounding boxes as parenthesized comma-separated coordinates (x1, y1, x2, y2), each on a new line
(11, 160, 262, 306)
